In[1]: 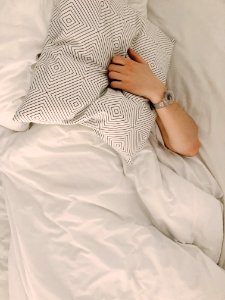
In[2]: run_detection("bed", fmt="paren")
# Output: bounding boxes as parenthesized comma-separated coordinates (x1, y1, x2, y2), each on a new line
(1, 0, 225, 299)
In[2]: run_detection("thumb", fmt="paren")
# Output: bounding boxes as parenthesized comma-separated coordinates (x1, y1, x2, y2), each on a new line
(128, 48, 146, 64)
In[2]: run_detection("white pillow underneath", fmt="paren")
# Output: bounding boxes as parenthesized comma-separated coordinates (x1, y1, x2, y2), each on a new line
(0, 0, 55, 131)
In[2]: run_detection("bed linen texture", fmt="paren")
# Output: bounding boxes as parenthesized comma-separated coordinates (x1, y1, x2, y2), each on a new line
(1, 0, 225, 298)
(0, 0, 55, 131)
(0, 175, 9, 300)
(0, 126, 15, 300)
(0, 123, 225, 300)
(146, 0, 225, 267)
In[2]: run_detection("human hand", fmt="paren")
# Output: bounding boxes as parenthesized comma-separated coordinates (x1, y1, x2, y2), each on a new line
(108, 48, 166, 104)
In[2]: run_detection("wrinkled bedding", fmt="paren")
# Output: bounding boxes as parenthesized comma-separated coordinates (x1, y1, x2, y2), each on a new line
(0, 126, 15, 300)
(1, 0, 225, 298)
(1, 123, 225, 299)
(147, 0, 225, 266)
(0, 175, 10, 300)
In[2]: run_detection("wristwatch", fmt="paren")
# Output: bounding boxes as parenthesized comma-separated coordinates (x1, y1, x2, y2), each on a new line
(153, 90, 175, 109)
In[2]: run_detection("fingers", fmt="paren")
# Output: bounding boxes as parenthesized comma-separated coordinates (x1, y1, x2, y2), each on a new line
(111, 55, 128, 65)
(128, 48, 146, 64)
(108, 63, 124, 73)
(110, 80, 124, 90)
(110, 50, 146, 67)
(108, 57, 127, 82)
(108, 71, 125, 81)
(108, 51, 145, 92)
(107, 54, 130, 91)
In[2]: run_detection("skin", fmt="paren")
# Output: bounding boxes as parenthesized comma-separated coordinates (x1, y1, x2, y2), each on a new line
(107, 48, 200, 157)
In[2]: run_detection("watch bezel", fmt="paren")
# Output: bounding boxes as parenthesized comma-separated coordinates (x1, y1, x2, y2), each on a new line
(165, 90, 175, 103)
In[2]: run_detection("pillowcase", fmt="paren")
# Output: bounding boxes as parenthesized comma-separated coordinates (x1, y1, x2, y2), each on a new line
(14, 0, 175, 164)
(0, 0, 55, 131)
(0, 0, 151, 134)
(126, 0, 148, 17)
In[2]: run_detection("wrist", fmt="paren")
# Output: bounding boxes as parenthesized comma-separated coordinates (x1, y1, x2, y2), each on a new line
(146, 85, 166, 104)
(152, 89, 176, 110)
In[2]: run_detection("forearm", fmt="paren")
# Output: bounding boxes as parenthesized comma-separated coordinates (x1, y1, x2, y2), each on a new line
(155, 100, 200, 156)
(106, 49, 200, 156)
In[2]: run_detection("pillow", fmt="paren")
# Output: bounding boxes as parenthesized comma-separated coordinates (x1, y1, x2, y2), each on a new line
(126, 0, 148, 17)
(0, 0, 55, 131)
(14, 0, 175, 164)
(0, 0, 140, 133)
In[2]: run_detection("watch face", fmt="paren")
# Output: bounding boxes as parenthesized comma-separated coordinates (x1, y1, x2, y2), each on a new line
(166, 90, 174, 102)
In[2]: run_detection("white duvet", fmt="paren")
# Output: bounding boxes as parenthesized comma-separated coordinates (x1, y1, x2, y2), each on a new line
(0, 126, 14, 300)
(1, 0, 225, 298)
(1, 123, 225, 300)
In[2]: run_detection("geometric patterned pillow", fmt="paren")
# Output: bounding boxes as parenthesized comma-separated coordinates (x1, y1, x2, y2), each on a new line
(13, 0, 175, 164)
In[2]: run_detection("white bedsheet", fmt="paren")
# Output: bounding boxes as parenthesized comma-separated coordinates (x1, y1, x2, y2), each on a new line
(1, 123, 225, 300)
(1, 0, 225, 298)
(0, 175, 10, 300)
(146, 0, 225, 267)
(0, 126, 15, 300)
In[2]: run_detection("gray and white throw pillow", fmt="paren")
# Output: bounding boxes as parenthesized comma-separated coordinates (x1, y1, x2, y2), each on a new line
(14, 0, 175, 164)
